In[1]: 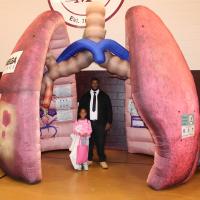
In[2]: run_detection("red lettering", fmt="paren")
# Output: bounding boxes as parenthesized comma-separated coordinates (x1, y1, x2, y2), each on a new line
(74, 0, 92, 3)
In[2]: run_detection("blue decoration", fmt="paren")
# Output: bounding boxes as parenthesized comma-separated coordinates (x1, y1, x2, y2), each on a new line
(56, 39, 130, 64)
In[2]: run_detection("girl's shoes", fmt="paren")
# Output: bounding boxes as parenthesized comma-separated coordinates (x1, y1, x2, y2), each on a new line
(75, 164, 88, 171)
(83, 164, 89, 171)
(76, 166, 82, 171)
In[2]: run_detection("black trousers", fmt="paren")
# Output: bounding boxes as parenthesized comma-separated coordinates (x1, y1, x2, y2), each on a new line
(88, 121, 106, 162)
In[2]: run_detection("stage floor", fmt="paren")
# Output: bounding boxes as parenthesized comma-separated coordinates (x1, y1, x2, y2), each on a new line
(0, 150, 200, 200)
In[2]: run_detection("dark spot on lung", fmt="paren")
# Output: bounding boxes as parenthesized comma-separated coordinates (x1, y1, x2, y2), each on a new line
(178, 111, 181, 113)
(142, 25, 144, 28)
(2, 110, 11, 127)
(2, 131, 6, 139)
(33, 34, 36, 38)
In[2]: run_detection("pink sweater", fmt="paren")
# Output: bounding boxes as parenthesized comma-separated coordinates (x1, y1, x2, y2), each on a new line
(73, 119, 92, 136)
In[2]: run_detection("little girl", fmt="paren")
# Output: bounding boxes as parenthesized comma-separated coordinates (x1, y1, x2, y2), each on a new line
(69, 108, 92, 171)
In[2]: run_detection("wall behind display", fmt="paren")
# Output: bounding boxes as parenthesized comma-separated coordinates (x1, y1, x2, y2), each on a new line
(0, 0, 200, 72)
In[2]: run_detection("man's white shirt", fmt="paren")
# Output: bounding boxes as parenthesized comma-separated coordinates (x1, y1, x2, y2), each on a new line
(90, 89, 99, 120)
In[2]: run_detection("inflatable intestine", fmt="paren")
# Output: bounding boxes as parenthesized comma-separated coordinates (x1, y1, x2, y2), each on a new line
(0, 1, 199, 191)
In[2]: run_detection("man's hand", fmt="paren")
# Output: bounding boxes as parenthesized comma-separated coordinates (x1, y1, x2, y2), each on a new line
(105, 123, 112, 131)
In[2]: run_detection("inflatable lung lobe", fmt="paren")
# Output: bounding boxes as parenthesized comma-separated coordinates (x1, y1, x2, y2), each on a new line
(0, 11, 70, 183)
(126, 6, 200, 190)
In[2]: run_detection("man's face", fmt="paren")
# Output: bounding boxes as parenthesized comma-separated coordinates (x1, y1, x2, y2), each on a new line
(91, 80, 99, 91)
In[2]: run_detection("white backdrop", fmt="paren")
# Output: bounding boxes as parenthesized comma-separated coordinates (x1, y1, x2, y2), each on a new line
(0, 0, 200, 71)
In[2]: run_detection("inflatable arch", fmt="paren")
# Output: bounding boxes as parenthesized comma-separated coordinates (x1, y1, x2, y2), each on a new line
(0, 2, 199, 190)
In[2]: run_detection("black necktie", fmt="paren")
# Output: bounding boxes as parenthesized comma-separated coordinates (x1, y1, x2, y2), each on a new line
(92, 91, 96, 112)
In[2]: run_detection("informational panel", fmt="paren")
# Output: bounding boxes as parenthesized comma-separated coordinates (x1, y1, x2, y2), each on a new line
(0, 0, 200, 71)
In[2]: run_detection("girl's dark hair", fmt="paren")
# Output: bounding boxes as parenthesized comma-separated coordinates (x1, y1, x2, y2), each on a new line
(77, 107, 88, 119)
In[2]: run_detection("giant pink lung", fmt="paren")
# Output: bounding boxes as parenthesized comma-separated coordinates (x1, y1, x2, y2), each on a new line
(0, 6, 199, 190)
(126, 6, 200, 190)
(0, 11, 71, 183)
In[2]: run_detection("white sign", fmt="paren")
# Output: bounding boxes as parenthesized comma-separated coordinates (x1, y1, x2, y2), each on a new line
(132, 120, 145, 128)
(55, 97, 73, 109)
(128, 99, 138, 116)
(2, 51, 23, 75)
(57, 110, 73, 121)
(53, 84, 72, 97)
(48, 0, 124, 28)
(181, 114, 195, 139)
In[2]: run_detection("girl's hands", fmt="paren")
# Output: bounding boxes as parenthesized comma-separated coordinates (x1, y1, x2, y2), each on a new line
(80, 132, 87, 136)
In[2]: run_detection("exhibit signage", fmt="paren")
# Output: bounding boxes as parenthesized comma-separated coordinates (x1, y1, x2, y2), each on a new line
(48, 0, 124, 28)
(2, 51, 23, 75)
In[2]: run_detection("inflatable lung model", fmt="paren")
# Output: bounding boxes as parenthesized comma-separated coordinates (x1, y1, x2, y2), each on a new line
(0, 11, 73, 183)
(126, 6, 200, 190)
(0, 2, 199, 191)
(125, 78, 155, 155)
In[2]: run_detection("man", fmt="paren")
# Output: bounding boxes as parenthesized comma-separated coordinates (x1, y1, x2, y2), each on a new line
(79, 77, 113, 169)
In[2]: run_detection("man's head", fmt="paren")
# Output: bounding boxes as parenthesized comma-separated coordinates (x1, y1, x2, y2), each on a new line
(91, 77, 100, 91)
